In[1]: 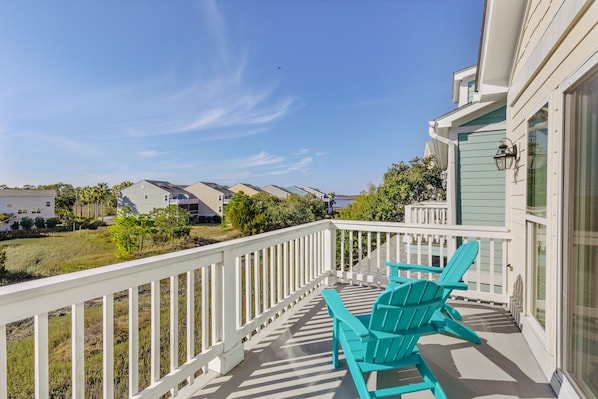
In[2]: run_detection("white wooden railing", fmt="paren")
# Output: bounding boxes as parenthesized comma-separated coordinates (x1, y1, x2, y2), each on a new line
(0, 220, 510, 398)
(404, 201, 448, 225)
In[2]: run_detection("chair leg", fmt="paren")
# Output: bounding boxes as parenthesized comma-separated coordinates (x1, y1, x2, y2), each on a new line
(443, 318, 482, 344)
(415, 355, 448, 399)
(331, 319, 340, 368)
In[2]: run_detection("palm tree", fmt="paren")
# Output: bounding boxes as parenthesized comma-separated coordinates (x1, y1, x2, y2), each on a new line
(96, 183, 110, 221)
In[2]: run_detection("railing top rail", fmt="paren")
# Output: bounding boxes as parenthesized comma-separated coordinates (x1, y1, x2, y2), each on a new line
(330, 220, 511, 239)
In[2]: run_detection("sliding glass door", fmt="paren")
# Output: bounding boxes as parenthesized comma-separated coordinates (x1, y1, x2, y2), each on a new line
(564, 68, 598, 398)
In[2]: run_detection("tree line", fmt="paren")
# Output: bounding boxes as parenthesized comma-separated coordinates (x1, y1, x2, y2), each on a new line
(0, 181, 133, 228)
(337, 156, 445, 222)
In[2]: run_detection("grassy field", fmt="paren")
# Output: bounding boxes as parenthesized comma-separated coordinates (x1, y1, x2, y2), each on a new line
(1, 224, 243, 397)
(2, 225, 242, 282)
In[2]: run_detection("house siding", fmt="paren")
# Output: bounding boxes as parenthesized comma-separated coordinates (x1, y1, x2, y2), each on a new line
(118, 181, 168, 215)
(461, 106, 506, 126)
(505, 0, 598, 394)
(456, 129, 506, 227)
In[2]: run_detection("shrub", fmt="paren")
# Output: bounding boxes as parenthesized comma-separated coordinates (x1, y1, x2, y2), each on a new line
(46, 218, 59, 229)
(34, 217, 46, 229)
(20, 217, 34, 230)
(198, 215, 207, 224)
(211, 215, 221, 224)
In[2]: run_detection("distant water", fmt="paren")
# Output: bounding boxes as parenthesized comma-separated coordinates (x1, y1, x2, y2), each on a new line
(333, 198, 355, 209)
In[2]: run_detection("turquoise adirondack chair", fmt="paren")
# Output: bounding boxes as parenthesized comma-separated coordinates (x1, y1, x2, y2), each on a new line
(322, 280, 448, 399)
(384, 240, 481, 344)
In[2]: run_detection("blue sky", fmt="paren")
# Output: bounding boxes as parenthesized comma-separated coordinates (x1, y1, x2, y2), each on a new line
(0, 0, 483, 195)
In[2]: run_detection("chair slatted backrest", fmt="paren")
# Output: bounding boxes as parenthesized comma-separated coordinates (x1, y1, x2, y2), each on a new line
(437, 241, 479, 299)
(365, 280, 445, 364)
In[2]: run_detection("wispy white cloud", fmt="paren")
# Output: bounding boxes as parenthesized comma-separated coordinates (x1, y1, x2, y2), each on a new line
(136, 150, 170, 158)
(242, 151, 285, 168)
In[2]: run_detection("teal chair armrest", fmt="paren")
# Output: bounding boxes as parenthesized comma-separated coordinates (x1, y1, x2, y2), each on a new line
(321, 290, 371, 342)
(384, 261, 444, 274)
(438, 281, 468, 291)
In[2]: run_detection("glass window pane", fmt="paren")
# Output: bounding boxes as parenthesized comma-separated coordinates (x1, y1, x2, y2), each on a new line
(565, 69, 598, 398)
(527, 104, 548, 217)
(530, 222, 546, 328)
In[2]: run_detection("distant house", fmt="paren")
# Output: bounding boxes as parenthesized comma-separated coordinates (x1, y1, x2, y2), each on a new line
(302, 186, 334, 215)
(285, 186, 309, 196)
(229, 183, 263, 197)
(185, 182, 234, 220)
(0, 189, 56, 231)
(117, 180, 199, 220)
(261, 185, 292, 199)
(429, 64, 507, 227)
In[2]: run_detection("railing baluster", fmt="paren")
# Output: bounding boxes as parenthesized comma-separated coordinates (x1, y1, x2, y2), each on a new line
(340, 229, 345, 272)
(72, 303, 85, 399)
(34, 313, 49, 399)
(103, 294, 114, 399)
(129, 288, 139, 396)
(170, 275, 179, 397)
(253, 251, 260, 327)
(186, 270, 195, 384)
(270, 246, 275, 314)
(245, 254, 251, 327)
(201, 266, 209, 374)
(262, 248, 268, 314)
(150, 280, 160, 384)
(490, 239, 496, 294)
(236, 256, 243, 329)
(213, 263, 222, 344)
(276, 244, 282, 306)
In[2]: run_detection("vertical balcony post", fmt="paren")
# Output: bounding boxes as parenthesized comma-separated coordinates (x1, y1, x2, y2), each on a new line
(209, 250, 244, 374)
(324, 222, 337, 286)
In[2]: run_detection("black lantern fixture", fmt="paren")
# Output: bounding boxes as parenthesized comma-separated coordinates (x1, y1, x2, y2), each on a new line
(493, 138, 518, 170)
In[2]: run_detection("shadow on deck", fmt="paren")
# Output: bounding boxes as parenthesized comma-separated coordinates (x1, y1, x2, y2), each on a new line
(183, 284, 557, 399)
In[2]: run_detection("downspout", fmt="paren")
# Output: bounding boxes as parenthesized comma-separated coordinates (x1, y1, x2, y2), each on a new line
(428, 121, 456, 225)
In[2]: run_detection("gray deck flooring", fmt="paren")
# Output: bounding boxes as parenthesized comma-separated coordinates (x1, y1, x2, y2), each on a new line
(183, 284, 557, 399)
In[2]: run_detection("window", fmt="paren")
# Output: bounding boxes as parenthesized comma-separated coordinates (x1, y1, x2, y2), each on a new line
(6, 203, 12, 208)
(527, 104, 548, 217)
(526, 103, 549, 330)
(144, 194, 148, 199)
(164, 195, 168, 202)
(18, 209, 27, 214)
(467, 80, 476, 103)
(31, 208, 41, 214)
(564, 68, 598, 398)
(46, 201, 51, 207)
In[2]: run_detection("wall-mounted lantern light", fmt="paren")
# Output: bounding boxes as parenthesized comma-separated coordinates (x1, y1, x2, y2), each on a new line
(493, 138, 518, 170)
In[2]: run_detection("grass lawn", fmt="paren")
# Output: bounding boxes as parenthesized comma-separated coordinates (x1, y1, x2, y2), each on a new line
(1, 223, 243, 397)
(2, 224, 242, 283)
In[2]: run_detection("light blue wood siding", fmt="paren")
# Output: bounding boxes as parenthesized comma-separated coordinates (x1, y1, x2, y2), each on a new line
(461, 105, 506, 126)
(457, 129, 506, 227)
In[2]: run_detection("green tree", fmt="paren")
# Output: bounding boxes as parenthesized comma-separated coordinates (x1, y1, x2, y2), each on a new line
(46, 217, 59, 229)
(20, 217, 34, 230)
(34, 217, 46, 229)
(337, 183, 378, 221)
(109, 207, 140, 258)
(151, 205, 191, 244)
(338, 156, 444, 222)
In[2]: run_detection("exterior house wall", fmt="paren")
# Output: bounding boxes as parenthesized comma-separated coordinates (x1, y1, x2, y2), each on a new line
(185, 182, 232, 218)
(456, 128, 506, 226)
(0, 189, 56, 230)
(505, 1, 597, 396)
(261, 185, 291, 199)
(229, 183, 262, 196)
(118, 181, 169, 215)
